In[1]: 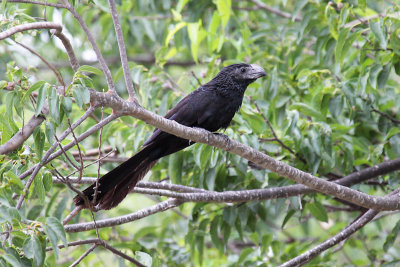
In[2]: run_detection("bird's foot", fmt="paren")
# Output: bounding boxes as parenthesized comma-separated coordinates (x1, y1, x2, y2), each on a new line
(215, 133, 231, 150)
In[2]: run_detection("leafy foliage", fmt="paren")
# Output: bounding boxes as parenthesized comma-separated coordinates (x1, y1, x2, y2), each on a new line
(0, 0, 400, 266)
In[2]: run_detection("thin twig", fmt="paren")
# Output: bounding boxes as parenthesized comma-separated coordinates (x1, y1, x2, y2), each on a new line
(246, 0, 302, 21)
(63, 206, 83, 225)
(62, 0, 115, 91)
(0, 22, 62, 40)
(249, 97, 300, 158)
(93, 106, 104, 205)
(344, 12, 400, 29)
(68, 119, 84, 181)
(18, 109, 113, 180)
(371, 108, 400, 124)
(15, 41, 65, 86)
(4, 0, 66, 8)
(69, 244, 97, 267)
(108, 0, 137, 100)
(64, 198, 182, 232)
(100, 240, 146, 267)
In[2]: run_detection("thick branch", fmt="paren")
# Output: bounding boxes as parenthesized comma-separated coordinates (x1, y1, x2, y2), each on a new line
(0, 112, 47, 155)
(85, 90, 400, 211)
(55, 157, 400, 205)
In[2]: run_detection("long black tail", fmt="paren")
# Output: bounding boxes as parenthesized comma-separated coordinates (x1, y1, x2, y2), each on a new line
(74, 133, 192, 210)
(74, 144, 157, 210)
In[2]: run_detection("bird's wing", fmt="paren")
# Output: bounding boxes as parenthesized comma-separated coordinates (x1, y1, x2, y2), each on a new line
(143, 88, 212, 146)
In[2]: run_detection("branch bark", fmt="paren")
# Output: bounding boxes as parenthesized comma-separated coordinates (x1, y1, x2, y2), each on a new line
(62, 0, 115, 91)
(64, 198, 182, 232)
(79, 90, 400, 211)
(246, 0, 302, 22)
(0, 22, 62, 40)
(4, 0, 66, 8)
(108, 0, 137, 100)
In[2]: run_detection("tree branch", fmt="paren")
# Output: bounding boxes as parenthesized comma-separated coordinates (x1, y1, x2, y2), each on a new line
(69, 244, 97, 267)
(80, 90, 400, 211)
(281, 188, 400, 266)
(4, 0, 66, 8)
(108, 0, 137, 100)
(19, 110, 117, 180)
(0, 22, 62, 40)
(280, 209, 379, 267)
(62, 0, 115, 91)
(246, 0, 302, 22)
(15, 41, 65, 86)
(64, 198, 182, 232)
(0, 112, 47, 155)
(344, 12, 400, 29)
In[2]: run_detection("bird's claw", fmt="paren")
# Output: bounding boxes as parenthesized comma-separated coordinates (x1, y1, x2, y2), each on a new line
(215, 133, 231, 150)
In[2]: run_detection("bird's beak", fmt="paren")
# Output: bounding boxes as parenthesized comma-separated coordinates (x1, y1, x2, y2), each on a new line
(249, 64, 266, 79)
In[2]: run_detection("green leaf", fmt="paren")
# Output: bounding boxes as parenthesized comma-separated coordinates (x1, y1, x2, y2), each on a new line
(45, 121, 55, 145)
(290, 103, 325, 121)
(282, 209, 296, 228)
(223, 206, 237, 226)
(35, 83, 48, 116)
(165, 22, 186, 46)
(187, 21, 207, 63)
(23, 235, 44, 267)
(2, 254, 22, 267)
(377, 64, 391, 89)
(61, 96, 72, 115)
(33, 128, 45, 161)
(168, 153, 183, 184)
(385, 127, 400, 140)
(5, 170, 24, 191)
(0, 80, 7, 89)
(72, 85, 90, 108)
(215, 0, 231, 28)
(210, 216, 223, 252)
(307, 202, 328, 222)
(335, 27, 350, 65)
(43, 172, 53, 192)
(238, 247, 253, 263)
(48, 86, 60, 124)
(21, 80, 45, 104)
(77, 65, 103, 76)
(384, 220, 400, 252)
(135, 251, 152, 267)
(32, 174, 45, 202)
(44, 217, 67, 257)
(370, 20, 387, 50)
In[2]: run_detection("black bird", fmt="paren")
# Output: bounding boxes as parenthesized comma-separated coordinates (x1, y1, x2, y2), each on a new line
(75, 63, 266, 210)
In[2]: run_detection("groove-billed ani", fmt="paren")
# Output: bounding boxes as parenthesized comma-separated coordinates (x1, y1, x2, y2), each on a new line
(75, 63, 266, 210)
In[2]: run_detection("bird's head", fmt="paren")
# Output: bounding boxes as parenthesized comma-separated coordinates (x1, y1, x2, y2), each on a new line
(209, 63, 266, 90)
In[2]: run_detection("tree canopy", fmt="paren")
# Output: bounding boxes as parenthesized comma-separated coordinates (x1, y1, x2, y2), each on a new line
(1, 0, 400, 266)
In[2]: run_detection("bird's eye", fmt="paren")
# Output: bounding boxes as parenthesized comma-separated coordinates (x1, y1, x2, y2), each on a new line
(240, 68, 246, 73)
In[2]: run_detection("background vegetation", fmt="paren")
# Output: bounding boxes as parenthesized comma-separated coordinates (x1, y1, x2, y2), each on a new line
(1, 0, 400, 266)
